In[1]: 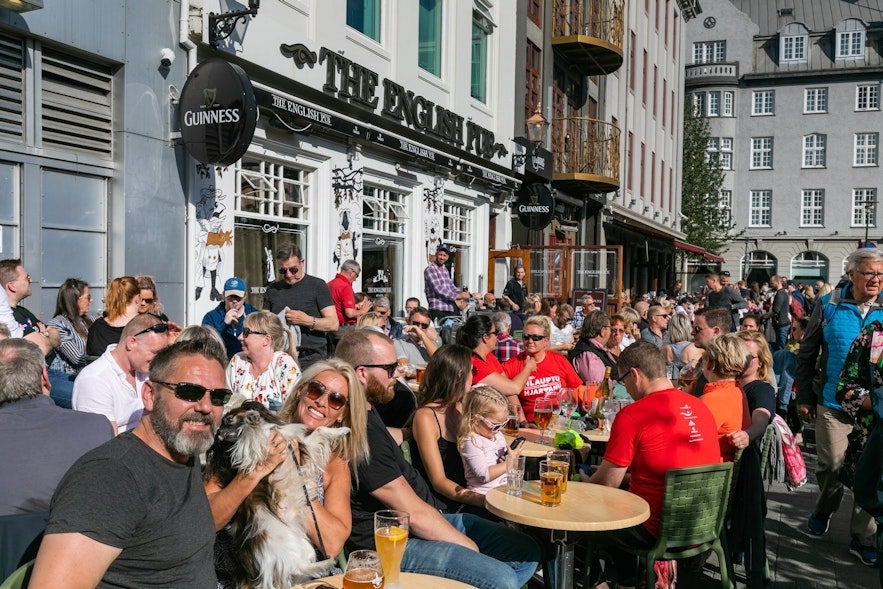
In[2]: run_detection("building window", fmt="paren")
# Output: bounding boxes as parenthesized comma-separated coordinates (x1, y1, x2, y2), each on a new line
(471, 9, 492, 103)
(346, 0, 381, 42)
(802, 134, 826, 168)
(749, 190, 772, 227)
(752, 90, 774, 115)
(722, 91, 734, 116)
(781, 34, 807, 62)
(707, 91, 720, 117)
(720, 190, 732, 222)
(692, 40, 726, 64)
(853, 188, 877, 227)
(856, 84, 880, 111)
(363, 185, 408, 235)
(804, 88, 827, 113)
(442, 200, 472, 245)
(801, 189, 824, 227)
(750, 137, 773, 169)
(707, 137, 733, 170)
(236, 157, 310, 222)
(527, 0, 541, 26)
(692, 92, 706, 116)
(855, 133, 879, 166)
(525, 41, 541, 120)
(837, 30, 865, 58)
(418, 0, 442, 76)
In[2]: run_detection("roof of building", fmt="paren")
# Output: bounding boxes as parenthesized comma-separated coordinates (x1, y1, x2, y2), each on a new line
(730, 0, 883, 37)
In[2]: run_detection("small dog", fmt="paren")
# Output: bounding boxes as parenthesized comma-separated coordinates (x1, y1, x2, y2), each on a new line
(208, 401, 350, 589)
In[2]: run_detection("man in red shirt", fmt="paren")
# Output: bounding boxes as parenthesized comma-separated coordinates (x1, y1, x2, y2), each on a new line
(327, 260, 368, 347)
(588, 341, 720, 587)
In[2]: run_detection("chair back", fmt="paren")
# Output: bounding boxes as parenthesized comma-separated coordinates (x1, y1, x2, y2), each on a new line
(0, 561, 34, 589)
(658, 462, 733, 549)
(0, 511, 48, 581)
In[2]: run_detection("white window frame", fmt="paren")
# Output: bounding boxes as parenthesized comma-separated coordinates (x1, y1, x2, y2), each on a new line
(781, 34, 807, 62)
(802, 134, 826, 168)
(837, 30, 865, 59)
(856, 84, 880, 111)
(852, 188, 877, 227)
(854, 133, 879, 167)
(804, 88, 827, 113)
(752, 90, 774, 116)
(442, 198, 473, 246)
(749, 190, 772, 227)
(707, 91, 720, 117)
(362, 184, 409, 235)
(750, 137, 773, 170)
(235, 156, 312, 223)
(722, 91, 734, 116)
(692, 92, 706, 117)
(692, 40, 726, 64)
(800, 189, 824, 227)
(706, 137, 733, 170)
(719, 189, 732, 222)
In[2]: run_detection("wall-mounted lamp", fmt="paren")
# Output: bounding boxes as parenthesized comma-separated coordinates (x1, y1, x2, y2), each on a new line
(0, 0, 43, 12)
(394, 163, 404, 173)
(209, 0, 261, 48)
(525, 102, 549, 151)
(160, 48, 175, 68)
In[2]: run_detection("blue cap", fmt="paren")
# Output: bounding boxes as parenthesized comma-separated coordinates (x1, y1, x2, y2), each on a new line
(224, 277, 246, 297)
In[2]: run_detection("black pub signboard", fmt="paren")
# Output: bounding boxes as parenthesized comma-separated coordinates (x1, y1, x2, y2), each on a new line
(515, 183, 555, 231)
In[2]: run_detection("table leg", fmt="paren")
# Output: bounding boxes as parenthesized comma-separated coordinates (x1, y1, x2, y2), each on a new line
(543, 530, 575, 589)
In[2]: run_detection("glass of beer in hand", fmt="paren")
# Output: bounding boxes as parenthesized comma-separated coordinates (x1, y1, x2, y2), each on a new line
(533, 396, 554, 445)
(374, 510, 409, 588)
(343, 550, 384, 589)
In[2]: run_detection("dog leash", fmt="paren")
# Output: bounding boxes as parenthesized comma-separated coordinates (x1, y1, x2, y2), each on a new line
(287, 441, 329, 559)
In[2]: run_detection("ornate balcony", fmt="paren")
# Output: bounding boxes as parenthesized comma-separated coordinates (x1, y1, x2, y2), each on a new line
(552, 0, 624, 76)
(551, 117, 620, 195)
(684, 62, 739, 87)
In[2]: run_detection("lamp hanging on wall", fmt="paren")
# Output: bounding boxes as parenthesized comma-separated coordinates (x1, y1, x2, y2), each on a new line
(0, 0, 43, 12)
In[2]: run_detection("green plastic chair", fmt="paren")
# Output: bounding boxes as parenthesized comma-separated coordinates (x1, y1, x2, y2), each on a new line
(0, 560, 34, 589)
(628, 462, 735, 589)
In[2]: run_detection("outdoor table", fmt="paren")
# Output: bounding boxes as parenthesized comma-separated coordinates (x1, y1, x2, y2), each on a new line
(485, 481, 649, 589)
(291, 571, 478, 588)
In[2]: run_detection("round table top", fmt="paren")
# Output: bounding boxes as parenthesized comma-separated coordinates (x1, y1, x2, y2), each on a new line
(506, 426, 609, 457)
(291, 572, 477, 588)
(485, 480, 650, 532)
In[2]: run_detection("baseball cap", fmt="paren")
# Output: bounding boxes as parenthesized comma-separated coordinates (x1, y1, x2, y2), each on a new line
(224, 277, 246, 298)
(436, 244, 453, 254)
(720, 270, 731, 277)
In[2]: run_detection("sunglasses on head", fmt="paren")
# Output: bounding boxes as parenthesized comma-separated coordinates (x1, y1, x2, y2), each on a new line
(242, 327, 267, 338)
(304, 380, 348, 410)
(475, 414, 507, 432)
(522, 333, 546, 341)
(360, 362, 399, 378)
(133, 322, 170, 338)
(153, 381, 232, 407)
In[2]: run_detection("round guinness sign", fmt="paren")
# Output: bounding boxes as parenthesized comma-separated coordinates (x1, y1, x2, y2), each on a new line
(179, 58, 257, 166)
(515, 183, 555, 230)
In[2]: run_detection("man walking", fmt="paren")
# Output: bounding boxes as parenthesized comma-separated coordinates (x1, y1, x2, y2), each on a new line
(766, 275, 792, 351)
(424, 244, 461, 323)
(705, 273, 749, 331)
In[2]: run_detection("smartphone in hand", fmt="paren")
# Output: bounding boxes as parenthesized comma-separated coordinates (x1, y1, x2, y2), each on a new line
(509, 436, 525, 451)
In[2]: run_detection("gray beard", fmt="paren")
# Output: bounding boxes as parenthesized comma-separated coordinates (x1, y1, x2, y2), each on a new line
(152, 393, 217, 457)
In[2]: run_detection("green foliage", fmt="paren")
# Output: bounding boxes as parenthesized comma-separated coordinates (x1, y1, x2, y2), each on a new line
(680, 103, 743, 254)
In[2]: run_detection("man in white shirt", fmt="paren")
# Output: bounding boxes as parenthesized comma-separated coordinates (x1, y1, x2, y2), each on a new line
(73, 314, 169, 434)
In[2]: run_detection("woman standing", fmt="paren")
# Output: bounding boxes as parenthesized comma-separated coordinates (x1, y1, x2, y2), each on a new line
(227, 310, 301, 411)
(85, 276, 141, 356)
(502, 265, 527, 313)
(47, 279, 99, 407)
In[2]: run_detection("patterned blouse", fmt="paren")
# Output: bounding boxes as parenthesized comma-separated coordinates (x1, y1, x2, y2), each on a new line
(836, 320, 881, 434)
(226, 350, 300, 412)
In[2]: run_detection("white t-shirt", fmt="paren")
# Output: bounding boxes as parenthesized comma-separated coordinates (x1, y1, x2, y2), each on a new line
(72, 345, 147, 433)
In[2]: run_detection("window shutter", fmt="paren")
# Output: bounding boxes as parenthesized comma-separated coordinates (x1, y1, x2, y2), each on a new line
(41, 49, 113, 158)
(0, 34, 24, 143)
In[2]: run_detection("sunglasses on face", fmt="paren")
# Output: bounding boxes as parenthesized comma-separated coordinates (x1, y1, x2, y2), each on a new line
(411, 321, 430, 329)
(360, 362, 399, 378)
(133, 322, 170, 338)
(522, 333, 546, 341)
(153, 381, 232, 407)
(242, 327, 267, 338)
(304, 380, 348, 410)
(475, 414, 507, 432)
(278, 266, 299, 275)
(140, 298, 154, 305)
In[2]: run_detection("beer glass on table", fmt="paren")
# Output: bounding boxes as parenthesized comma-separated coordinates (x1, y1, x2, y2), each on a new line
(539, 459, 563, 507)
(343, 550, 384, 589)
(374, 510, 409, 588)
(533, 396, 554, 445)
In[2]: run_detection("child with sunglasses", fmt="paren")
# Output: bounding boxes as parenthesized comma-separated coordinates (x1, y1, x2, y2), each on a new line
(458, 386, 519, 495)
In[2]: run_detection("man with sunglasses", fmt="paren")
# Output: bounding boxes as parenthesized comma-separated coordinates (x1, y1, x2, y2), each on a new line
(424, 244, 463, 323)
(395, 306, 439, 365)
(263, 242, 339, 369)
(72, 314, 170, 434)
(201, 276, 258, 358)
(334, 330, 541, 589)
(32, 337, 229, 588)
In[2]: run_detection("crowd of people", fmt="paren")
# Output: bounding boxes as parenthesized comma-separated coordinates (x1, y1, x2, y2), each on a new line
(2, 243, 883, 588)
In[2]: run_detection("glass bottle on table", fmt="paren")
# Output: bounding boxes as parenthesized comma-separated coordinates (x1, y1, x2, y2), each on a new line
(590, 366, 612, 429)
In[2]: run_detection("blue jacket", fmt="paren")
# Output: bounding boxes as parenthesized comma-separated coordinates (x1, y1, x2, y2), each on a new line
(201, 302, 258, 358)
(796, 283, 883, 411)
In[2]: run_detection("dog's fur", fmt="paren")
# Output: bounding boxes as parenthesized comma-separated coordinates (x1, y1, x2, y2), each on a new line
(207, 401, 350, 589)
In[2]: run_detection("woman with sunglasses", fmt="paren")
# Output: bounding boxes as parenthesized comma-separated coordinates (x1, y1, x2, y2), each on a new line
(206, 360, 370, 586)
(134, 275, 169, 322)
(407, 344, 487, 512)
(227, 311, 300, 411)
(503, 316, 582, 424)
(86, 276, 142, 356)
(47, 278, 100, 407)
(605, 314, 627, 358)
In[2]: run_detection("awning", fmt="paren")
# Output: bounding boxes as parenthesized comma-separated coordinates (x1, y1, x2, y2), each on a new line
(673, 239, 705, 256)
(704, 251, 725, 264)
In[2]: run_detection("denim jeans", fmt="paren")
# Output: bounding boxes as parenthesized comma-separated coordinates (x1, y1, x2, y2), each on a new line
(47, 367, 75, 408)
(773, 325, 790, 351)
(400, 513, 540, 589)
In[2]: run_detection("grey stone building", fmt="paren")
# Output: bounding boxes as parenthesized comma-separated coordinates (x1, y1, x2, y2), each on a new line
(685, 0, 882, 287)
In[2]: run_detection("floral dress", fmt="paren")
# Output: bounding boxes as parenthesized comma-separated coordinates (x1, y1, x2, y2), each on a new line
(226, 350, 300, 412)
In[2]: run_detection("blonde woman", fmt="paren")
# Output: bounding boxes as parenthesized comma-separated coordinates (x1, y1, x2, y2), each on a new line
(699, 333, 751, 462)
(227, 310, 300, 411)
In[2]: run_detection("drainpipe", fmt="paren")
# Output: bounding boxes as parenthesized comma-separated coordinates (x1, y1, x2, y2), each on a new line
(179, 0, 197, 323)
(180, 0, 197, 74)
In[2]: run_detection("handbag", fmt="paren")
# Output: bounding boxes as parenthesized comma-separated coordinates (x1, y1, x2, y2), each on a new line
(839, 411, 876, 489)
(853, 420, 883, 516)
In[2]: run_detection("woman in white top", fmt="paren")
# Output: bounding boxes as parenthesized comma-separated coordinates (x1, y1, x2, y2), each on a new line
(227, 310, 300, 411)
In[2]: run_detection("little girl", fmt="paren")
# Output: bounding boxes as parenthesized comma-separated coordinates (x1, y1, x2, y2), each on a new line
(458, 386, 519, 494)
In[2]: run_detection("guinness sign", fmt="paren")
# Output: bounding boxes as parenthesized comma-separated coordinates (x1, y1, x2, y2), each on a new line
(515, 183, 555, 231)
(179, 59, 257, 166)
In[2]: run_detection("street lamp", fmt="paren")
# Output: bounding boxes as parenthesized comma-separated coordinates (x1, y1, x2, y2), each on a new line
(864, 198, 878, 245)
(525, 102, 549, 152)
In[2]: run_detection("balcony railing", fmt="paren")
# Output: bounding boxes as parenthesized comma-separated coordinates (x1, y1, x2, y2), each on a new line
(552, 117, 620, 195)
(552, 0, 624, 76)
(685, 62, 739, 86)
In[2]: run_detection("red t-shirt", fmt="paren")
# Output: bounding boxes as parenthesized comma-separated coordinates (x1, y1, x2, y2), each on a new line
(327, 273, 356, 325)
(502, 352, 582, 422)
(472, 351, 505, 385)
(604, 387, 721, 537)
(700, 380, 752, 462)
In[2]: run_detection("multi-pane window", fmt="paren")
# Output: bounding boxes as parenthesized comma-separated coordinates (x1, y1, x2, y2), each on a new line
(692, 92, 706, 116)
(804, 88, 828, 113)
(853, 188, 877, 227)
(719, 190, 732, 222)
(856, 84, 880, 111)
(802, 134, 826, 168)
(692, 40, 726, 64)
(782, 35, 807, 61)
(442, 200, 472, 244)
(471, 10, 492, 103)
(837, 30, 865, 58)
(346, 0, 381, 42)
(707, 137, 733, 170)
(236, 157, 310, 221)
(722, 91, 734, 116)
(525, 42, 541, 120)
(707, 91, 720, 116)
(363, 185, 408, 235)
(527, 0, 541, 26)
(752, 90, 774, 115)
(855, 133, 879, 166)
(418, 0, 442, 76)
(751, 137, 773, 169)
(749, 190, 772, 226)
(801, 189, 824, 226)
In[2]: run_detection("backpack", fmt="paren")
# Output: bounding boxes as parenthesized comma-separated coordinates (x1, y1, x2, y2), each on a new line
(789, 295, 805, 319)
(766, 414, 807, 490)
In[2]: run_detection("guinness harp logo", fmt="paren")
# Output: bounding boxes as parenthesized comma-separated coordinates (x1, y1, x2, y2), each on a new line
(203, 88, 217, 109)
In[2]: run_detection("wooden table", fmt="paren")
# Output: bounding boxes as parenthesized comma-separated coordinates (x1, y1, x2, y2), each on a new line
(291, 571, 478, 588)
(485, 481, 649, 589)
(505, 426, 610, 458)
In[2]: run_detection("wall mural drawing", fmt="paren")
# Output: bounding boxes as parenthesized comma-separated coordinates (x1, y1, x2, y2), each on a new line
(194, 186, 231, 301)
(332, 165, 363, 270)
(423, 176, 445, 262)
